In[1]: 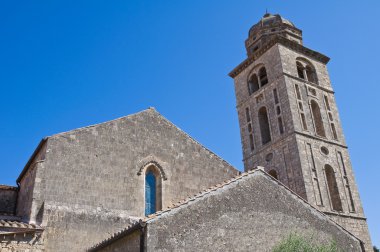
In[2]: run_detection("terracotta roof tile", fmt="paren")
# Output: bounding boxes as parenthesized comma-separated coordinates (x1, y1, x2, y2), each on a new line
(88, 221, 143, 251)
(0, 219, 43, 231)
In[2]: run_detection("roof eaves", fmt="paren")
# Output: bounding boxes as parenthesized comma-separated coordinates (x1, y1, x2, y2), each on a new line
(88, 221, 145, 252)
(16, 138, 48, 184)
(143, 169, 255, 222)
(143, 167, 361, 244)
(0, 185, 17, 191)
(0, 219, 44, 231)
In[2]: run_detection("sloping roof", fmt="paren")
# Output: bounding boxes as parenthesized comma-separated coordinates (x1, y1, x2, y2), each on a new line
(16, 108, 238, 184)
(88, 221, 143, 251)
(0, 185, 17, 190)
(89, 167, 361, 251)
(0, 219, 43, 231)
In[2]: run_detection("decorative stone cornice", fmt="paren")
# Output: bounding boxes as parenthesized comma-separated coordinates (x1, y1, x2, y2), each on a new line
(229, 36, 330, 78)
(283, 73, 335, 94)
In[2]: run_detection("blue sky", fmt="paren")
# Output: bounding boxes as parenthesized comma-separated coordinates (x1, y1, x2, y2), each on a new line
(0, 0, 379, 246)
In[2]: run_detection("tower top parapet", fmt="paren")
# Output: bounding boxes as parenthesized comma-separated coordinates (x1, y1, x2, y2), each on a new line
(245, 13, 303, 57)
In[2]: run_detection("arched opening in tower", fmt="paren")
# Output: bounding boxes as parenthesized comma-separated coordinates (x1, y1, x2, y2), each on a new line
(310, 100, 326, 137)
(324, 165, 343, 212)
(258, 107, 271, 144)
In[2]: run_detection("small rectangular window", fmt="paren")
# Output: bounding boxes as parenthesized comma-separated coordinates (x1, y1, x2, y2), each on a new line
(273, 89, 279, 104)
(298, 102, 303, 111)
(301, 113, 308, 130)
(331, 123, 338, 140)
(245, 107, 251, 122)
(324, 95, 331, 111)
(295, 84, 302, 100)
(276, 106, 281, 115)
(248, 123, 252, 133)
(278, 117, 284, 134)
(249, 134, 255, 151)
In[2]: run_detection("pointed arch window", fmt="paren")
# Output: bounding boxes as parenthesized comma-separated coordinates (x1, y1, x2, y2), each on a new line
(310, 100, 326, 137)
(145, 165, 162, 215)
(258, 107, 271, 145)
(325, 165, 343, 211)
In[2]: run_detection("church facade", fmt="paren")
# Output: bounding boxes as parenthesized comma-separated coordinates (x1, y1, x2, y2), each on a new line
(0, 14, 372, 251)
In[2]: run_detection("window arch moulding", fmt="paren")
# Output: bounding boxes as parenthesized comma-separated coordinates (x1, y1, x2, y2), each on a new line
(137, 155, 168, 180)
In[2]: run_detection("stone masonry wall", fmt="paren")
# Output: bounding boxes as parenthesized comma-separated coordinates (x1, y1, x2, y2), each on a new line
(16, 142, 47, 223)
(39, 109, 238, 217)
(0, 232, 44, 252)
(145, 171, 361, 252)
(0, 186, 17, 214)
(16, 165, 38, 221)
(328, 214, 372, 252)
(278, 44, 372, 250)
(42, 203, 135, 252)
(32, 108, 238, 251)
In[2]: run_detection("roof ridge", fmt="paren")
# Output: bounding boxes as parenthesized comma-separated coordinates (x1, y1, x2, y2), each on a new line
(89, 167, 361, 251)
(88, 220, 142, 251)
(0, 184, 17, 190)
(153, 112, 240, 175)
(143, 169, 252, 222)
(88, 170, 254, 251)
(144, 167, 361, 242)
(51, 108, 154, 138)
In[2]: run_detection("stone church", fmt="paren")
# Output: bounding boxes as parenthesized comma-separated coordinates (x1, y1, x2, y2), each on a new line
(0, 13, 373, 251)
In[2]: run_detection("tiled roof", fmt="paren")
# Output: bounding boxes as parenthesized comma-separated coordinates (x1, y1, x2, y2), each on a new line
(89, 170, 257, 251)
(88, 221, 142, 251)
(0, 184, 17, 190)
(89, 167, 360, 251)
(0, 219, 43, 231)
(143, 170, 252, 222)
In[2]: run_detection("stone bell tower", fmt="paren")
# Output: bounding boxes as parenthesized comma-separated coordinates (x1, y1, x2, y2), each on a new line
(229, 13, 372, 250)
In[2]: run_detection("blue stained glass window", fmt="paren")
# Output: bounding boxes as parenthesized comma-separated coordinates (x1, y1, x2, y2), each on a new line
(145, 171, 156, 215)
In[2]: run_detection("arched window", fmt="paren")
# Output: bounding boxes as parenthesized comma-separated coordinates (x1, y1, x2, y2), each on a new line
(296, 59, 318, 84)
(258, 107, 271, 144)
(296, 61, 305, 79)
(258, 67, 268, 86)
(145, 165, 162, 215)
(310, 100, 326, 137)
(248, 74, 259, 95)
(306, 65, 317, 84)
(325, 165, 343, 211)
(268, 169, 278, 180)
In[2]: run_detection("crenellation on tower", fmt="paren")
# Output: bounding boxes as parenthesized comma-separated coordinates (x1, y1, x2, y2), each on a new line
(230, 13, 373, 251)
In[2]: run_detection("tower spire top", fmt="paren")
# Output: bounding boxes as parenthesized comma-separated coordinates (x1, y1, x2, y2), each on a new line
(264, 9, 270, 17)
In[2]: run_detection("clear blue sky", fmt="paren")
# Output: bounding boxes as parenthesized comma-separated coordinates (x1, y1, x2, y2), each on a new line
(0, 0, 379, 246)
